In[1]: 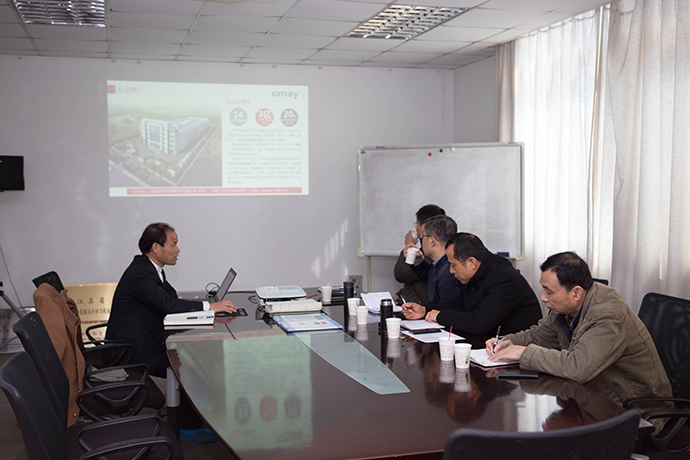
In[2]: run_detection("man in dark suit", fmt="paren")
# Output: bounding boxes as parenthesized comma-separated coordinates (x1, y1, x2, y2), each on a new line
(106, 222, 235, 378)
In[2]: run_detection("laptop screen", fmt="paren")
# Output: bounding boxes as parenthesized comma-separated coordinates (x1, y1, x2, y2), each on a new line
(216, 268, 237, 301)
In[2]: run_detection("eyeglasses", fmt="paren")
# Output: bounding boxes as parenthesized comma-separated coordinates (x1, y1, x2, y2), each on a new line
(419, 233, 430, 242)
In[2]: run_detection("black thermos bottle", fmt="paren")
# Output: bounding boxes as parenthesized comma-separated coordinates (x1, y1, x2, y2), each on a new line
(380, 298, 393, 336)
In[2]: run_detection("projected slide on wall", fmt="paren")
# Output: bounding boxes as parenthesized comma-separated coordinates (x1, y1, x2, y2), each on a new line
(107, 80, 308, 197)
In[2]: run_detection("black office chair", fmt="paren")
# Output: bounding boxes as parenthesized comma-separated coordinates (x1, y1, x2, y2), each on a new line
(593, 277, 609, 285)
(624, 292, 690, 453)
(0, 351, 181, 460)
(14, 311, 164, 422)
(442, 409, 640, 460)
(32, 270, 66, 292)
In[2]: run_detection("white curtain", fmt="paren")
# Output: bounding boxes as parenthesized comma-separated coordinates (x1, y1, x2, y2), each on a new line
(498, 0, 690, 312)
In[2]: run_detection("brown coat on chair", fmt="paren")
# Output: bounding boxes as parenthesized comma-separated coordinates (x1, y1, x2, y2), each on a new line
(33, 283, 85, 427)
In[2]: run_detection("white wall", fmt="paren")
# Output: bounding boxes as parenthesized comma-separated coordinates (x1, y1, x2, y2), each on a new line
(0, 55, 454, 305)
(453, 57, 496, 143)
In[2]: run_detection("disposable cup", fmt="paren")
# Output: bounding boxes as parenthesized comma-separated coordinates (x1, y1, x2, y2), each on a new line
(439, 360, 456, 383)
(405, 247, 420, 264)
(454, 343, 472, 368)
(321, 286, 332, 304)
(438, 336, 455, 361)
(454, 368, 471, 392)
(347, 298, 360, 316)
(386, 317, 402, 338)
(356, 305, 369, 325)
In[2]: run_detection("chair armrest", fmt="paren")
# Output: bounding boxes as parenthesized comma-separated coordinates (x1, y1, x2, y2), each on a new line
(76, 380, 149, 421)
(82, 341, 134, 367)
(84, 323, 108, 342)
(623, 397, 690, 410)
(79, 436, 174, 460)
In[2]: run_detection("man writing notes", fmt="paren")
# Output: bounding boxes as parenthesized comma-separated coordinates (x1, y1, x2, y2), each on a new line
(487, 251, 672, 432)
(106, 223, 235, 378)
(404, 215, 461, 305)
(403, 233, 542, 336)
(393, 204, 446, 305)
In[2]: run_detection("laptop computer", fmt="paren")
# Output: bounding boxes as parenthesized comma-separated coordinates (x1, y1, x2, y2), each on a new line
(207, 268, 237, 302)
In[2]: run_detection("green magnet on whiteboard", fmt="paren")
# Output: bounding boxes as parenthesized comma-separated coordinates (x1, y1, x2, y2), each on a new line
(360, 150, 366, 154)
(440, 149, 443, 152)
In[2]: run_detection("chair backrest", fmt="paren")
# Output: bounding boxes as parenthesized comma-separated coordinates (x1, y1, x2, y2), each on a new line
(13, 311, 70, 428)
(32, 271, 65, 292)
(593, 277, 609, 285)
(0, 352, 68, 460)
(442, 410, 640, 460)
(638, 292, 690, 400)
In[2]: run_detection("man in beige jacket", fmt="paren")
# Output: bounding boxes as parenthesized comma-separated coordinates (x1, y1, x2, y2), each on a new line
(487, 251, 672, 432)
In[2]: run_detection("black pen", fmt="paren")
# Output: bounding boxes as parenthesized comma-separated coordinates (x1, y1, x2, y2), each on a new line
(492, 325, 502, 354)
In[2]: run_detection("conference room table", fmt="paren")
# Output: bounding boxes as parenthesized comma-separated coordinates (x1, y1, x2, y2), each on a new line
(166, 289, 644, 460)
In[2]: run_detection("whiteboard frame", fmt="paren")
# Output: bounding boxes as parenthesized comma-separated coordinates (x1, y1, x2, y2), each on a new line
(357, 142, 525, 259)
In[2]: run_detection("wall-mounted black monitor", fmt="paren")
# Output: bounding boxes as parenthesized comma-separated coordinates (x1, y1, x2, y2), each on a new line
(0, 156, 25, 191)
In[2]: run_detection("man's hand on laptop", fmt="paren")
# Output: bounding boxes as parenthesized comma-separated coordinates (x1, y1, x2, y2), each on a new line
(210, 301, 237, 313)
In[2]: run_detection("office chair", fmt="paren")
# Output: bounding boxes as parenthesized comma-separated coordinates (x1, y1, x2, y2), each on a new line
(442, 409, 640, 460)
(0, 351, 181, 460)
(593, 277, 609, 285)
(14, 311, 164, 422)
(624, 292, 690, 453)
(32, 270, 66, 292)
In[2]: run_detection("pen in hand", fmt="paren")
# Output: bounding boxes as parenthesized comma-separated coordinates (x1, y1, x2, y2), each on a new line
(492, 325, 502, 354)
(401, 295, 409, 312)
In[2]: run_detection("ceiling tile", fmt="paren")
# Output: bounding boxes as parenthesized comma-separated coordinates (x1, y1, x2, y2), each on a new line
(110, 28, 189, 43)
(186, 30, 264, 46)
(368, 51, 442, 64)
(246, 47, 317, 60)
(449, 8, 546, 29)
(269, 18, 358, 36)
(0, 4, 17, 22)
(516, 11, 577, 32)
(358, 61, 418, 68)
(110, 42, 183, 55)
(0, 37, 33, 50)
(325, 36, 400, 51)
(392, 39, 469, 53)
(109, 0, 203, 15)
(109, 12, 196, 30)
(417, 25, 504, 42)
(239, 57, 305, 65)
(481, 0, 574, 11)
(287, 0, 384, 22)
(426, 53, 487, 66)
(201, 0, 299, 17)
(41, 50, 107, 58)
(25, 23, 108, 40)
(557, 0, 611, 13)
(33, 39, 107, 52)
(309, 49, 382, 61)
(0, 23, 23, 37)
(193, 15, 278, 32)
(178, 43, 251, 58)
(259, 33, 335, 49)
(401, 0, 486, 7)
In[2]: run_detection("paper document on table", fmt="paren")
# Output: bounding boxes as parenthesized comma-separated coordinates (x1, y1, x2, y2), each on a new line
(470, 348, 519, 368)
(272, 313, 342, 333)
(360, 292, 402, 313)
(400, 319, 445, 331)
(401, 330, 464, 343)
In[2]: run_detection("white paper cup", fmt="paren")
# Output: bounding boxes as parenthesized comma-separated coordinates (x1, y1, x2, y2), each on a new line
(347, 297, 360, 316)
(386, 317, 402, 338)
(438, 336, 455, 361)
(439, 360, 456, 383)
(387, 337, 402, 358)
(454, 343, 472, 368)
(355, 324, 369, 341)
(356, 305, 369, 325)
(405, 247, 420, 264)
(321, 286, 332, 304)
(454, 368, 471, 392)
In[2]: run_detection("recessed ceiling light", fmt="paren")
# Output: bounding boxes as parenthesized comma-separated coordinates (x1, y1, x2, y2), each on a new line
(347, 5, 467, 40)
(10, 0, 106, 27)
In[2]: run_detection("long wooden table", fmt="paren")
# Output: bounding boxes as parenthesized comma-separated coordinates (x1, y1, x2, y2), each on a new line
(166, 291, 640, 460)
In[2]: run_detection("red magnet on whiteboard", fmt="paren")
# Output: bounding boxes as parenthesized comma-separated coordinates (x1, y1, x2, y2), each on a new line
(428, 152, 432, 156)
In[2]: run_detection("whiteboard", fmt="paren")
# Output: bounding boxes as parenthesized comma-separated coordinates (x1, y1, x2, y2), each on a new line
(358, 143, 523, 257)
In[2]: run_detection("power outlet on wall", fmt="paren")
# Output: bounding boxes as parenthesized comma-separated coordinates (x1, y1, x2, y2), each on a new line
(345, 275, 363, 294)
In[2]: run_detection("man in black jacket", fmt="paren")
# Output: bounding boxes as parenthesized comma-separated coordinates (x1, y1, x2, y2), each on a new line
(106, 222, 235, 378)
(402, 232, 541, 337)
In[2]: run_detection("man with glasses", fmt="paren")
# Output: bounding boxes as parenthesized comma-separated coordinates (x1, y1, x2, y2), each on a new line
(403, 232, 541, 338)
(393, 204, 446, 305)
(404, 215, 461, 305)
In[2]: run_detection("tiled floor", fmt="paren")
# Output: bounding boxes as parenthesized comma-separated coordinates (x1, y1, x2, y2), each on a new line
(0, 352, 237, 460)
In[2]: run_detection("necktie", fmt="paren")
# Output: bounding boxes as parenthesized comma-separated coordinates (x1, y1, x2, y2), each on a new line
(161, 269, 166, 284)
